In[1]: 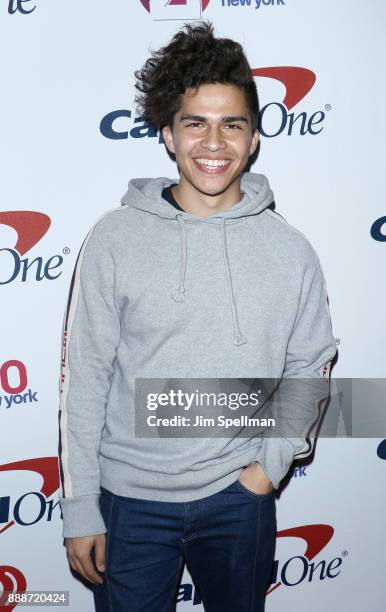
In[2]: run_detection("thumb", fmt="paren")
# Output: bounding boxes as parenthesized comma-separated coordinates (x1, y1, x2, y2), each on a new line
(94, 535, 106, 572)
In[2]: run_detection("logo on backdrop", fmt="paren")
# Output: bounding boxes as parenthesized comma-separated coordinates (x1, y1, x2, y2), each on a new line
(7, 0, 36, 15)
(291, 466, 307, 478)
(0, 212, 66, 285)
(377, 439, 386, 459)
(370, 216, 386, 242)
(101, 66, 329, 141)
(0, 566, 27, 611)
(251, 66, 324, 137)
(0, 458, 60, 536)
(139, 0, 211, 20)
(0, 360, 39, 411)
(268, 524, 344, 592)
(220, 0, 286, 8)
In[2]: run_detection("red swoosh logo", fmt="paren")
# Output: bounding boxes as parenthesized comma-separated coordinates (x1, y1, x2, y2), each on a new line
(252, 67, 316, 110)
(0, 212, 51, 256)
(0, 566, 27, 611)
(0, 458, 59, 536)
(267, 524, 334, 594)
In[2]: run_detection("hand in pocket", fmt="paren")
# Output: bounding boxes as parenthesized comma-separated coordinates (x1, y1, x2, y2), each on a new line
(238, 462, 274, 495)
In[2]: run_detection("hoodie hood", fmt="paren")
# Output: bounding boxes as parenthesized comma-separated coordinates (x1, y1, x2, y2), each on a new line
(120, 172, 274, 222)
(120, 172, 275, 347)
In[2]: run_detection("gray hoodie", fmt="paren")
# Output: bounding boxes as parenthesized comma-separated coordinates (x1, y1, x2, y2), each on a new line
(57, 172, 337, 538)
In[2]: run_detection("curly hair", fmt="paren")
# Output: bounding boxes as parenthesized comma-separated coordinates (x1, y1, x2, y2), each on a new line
(134, 20, 259, 132)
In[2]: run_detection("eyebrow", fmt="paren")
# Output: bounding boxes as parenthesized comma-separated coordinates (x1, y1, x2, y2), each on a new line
(180, 114, 249, 124)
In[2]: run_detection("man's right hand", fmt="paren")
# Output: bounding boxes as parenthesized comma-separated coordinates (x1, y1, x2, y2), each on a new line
(65, 534, 106, 585)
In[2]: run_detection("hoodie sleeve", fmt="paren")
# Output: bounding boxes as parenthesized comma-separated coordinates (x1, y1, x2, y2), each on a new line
(254, 247, 337, 490)
(57, 215, 121, 538)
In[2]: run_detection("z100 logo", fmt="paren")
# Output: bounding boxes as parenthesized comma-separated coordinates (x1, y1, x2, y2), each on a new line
(221, 0, 285, 7)
(0, 360, 38, 410)
(101, 67, 328, 141)
(0, 211, 65, 285)
(139, 0, 211, 21)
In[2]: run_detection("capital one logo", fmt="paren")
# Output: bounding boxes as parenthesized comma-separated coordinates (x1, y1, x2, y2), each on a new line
(0, 458, 60, 536)
(268, 524, 344, 592)
(370, 216, 386, 242)
(0, 212, 64, 285)
(377, 439, 386, 459)
(252, 66, 326, 137)
(101, 65, 327, 141)
(139, 0, 211, 20)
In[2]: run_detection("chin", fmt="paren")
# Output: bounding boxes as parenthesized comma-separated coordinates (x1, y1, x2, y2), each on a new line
(194, 182, 231, 197)
(190, 172, 233, 191)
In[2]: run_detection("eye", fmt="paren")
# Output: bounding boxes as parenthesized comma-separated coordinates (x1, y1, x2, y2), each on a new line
(186, 122, 203, 128)
(224, 124, 242, 130)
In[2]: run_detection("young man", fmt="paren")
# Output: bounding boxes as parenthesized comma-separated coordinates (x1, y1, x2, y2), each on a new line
(58, 21, 337, 612)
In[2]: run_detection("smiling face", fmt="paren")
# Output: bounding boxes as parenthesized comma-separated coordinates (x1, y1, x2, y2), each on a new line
(162, 83, 259, 210)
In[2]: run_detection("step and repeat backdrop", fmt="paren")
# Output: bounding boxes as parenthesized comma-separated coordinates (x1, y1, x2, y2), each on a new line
(1, 0, 386, 610)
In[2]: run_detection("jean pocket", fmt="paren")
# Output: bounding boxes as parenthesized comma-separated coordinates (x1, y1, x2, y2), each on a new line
(235, 478, 275, 500)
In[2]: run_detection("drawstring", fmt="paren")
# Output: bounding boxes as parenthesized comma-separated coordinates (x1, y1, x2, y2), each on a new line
(221, 218, 248, 346)
(170, 214, 247, 346)
(169, 214, 187, 303)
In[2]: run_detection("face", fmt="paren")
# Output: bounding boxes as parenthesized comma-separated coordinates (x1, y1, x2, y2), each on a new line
(162, 83, 259, 198)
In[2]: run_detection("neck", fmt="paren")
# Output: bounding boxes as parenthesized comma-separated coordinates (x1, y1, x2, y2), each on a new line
(171, 176, 243, 217)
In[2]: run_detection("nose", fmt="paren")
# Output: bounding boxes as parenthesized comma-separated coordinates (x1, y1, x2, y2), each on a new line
(201, 125, 226, 151)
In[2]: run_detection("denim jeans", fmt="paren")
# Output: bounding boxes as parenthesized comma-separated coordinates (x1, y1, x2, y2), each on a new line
(92, 478, 276, 612)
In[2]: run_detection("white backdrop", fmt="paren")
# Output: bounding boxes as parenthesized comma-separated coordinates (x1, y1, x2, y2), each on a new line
(1, 0, 386, 610)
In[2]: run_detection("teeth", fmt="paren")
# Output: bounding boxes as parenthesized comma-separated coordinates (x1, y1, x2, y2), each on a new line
(195, 158, 230, 167)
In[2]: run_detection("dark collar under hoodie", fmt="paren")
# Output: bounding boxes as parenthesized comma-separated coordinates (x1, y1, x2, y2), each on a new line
(161, 182, 182, 211)
(57, 171, 337, 538)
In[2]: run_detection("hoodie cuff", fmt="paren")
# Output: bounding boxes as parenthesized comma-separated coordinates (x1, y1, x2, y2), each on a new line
(253, 436, 295, 490)
(59, 494, 107, 539)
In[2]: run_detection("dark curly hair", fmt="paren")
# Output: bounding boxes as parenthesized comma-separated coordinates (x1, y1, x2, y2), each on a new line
(134, 20, 259, 132)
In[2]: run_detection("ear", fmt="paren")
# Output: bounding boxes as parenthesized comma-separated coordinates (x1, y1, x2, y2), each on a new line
(162, 124, 176, 155)
(249, 129, 259, 156)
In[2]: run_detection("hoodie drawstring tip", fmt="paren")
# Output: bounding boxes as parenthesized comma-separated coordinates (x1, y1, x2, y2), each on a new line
(233, 333, 248, 346)
(170, 289, 185, 303)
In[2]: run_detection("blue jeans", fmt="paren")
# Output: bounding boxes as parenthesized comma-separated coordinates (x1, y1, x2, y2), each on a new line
(92, 478, 276, 612)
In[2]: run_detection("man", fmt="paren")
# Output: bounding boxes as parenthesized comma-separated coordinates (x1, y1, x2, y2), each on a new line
(58, 21, 337, 612)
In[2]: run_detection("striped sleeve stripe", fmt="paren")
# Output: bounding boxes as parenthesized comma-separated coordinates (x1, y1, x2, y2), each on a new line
(58, 206, 123, 499)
